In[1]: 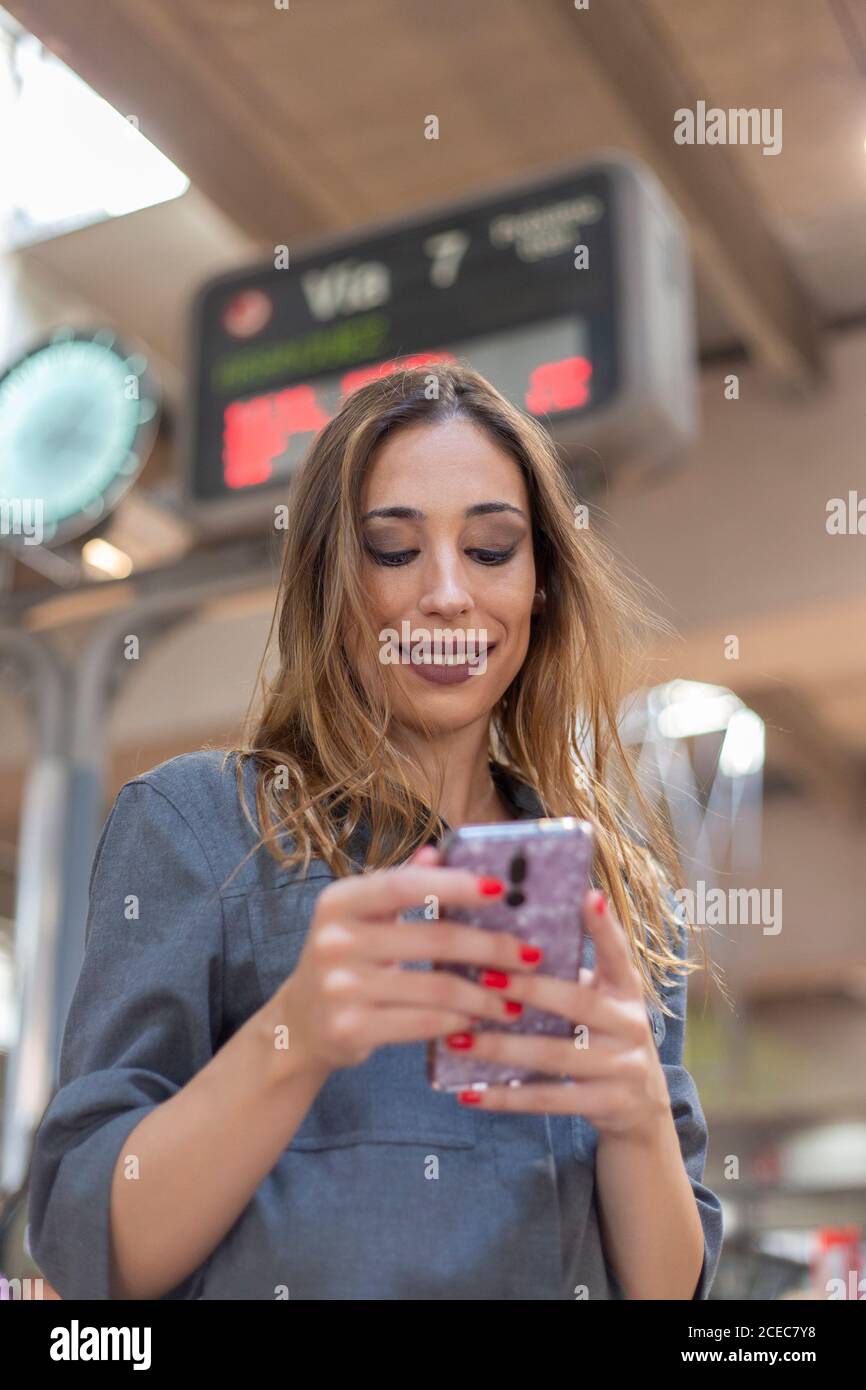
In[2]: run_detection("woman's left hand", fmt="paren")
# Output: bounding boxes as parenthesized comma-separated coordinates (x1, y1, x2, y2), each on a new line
(439, 865, 672, 1142)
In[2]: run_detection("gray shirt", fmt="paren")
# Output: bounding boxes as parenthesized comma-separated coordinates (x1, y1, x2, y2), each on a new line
(27, 749, 724, 1300)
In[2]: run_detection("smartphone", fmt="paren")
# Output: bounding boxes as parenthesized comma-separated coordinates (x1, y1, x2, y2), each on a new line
(427, 817, 595, 1092)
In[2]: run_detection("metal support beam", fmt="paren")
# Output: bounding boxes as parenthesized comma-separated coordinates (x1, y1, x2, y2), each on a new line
(1, 544, 276, 1196)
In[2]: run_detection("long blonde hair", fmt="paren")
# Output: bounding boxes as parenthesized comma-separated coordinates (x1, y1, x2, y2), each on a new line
(222, 362, 713, 1015)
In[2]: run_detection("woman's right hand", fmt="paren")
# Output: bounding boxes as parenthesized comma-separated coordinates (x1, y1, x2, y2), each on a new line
(272, 845, 544, 1078)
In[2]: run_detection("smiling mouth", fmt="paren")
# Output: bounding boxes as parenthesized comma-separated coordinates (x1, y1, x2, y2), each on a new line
(402, 642, 497, 685)
(400, 642, 497, 665)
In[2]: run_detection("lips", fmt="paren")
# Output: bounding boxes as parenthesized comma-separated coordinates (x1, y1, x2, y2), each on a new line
(404, 643, 497, 685)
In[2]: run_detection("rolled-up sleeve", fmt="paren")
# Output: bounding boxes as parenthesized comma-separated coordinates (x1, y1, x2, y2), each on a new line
(656, 893, 725, 1300)
(27, 779, 224, 1300)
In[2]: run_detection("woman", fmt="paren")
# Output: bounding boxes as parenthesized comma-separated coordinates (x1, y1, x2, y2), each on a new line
(28, 362, 724, 1301)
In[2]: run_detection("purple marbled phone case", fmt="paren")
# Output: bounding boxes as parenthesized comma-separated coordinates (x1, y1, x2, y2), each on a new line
(428, 818, 595, 1092)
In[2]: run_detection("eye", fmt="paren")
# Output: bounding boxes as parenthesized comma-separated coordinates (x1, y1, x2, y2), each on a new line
(364, 542, 518, 567)
(467, 546, 517, 566)
(367, 547, 418, 567)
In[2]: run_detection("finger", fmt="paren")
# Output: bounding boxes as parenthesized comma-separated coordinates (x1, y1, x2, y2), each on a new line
(407, 844, 441, 867)
(323, 864, 504, 921)
(466, 972, 647, 1045)
(457, 1078, 619, 1114)
(452, 1029, 626, 1079)
(350, 959, 529, 1024)
(362, 1006, 478, 1049)
(581, 890, 642, 999)
(327, 916, 545, 974)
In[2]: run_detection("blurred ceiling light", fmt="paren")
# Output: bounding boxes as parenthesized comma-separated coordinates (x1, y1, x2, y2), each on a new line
(655, 680, 743, 739)
(618, 679, 766, 875)
(0, 18, 189, 248)
(81, 537, 133, 579)
(719, 707, 766, 776)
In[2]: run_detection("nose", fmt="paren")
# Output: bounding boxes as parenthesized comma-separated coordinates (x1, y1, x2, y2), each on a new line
(417, 548, 473, 621)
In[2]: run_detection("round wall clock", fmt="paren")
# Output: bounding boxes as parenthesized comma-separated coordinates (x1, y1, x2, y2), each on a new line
(0, 326, 161, 549)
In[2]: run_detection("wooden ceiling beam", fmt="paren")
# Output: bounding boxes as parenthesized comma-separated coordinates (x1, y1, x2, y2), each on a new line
(540, 0, 825, 391)
(7, 0, 829, 386)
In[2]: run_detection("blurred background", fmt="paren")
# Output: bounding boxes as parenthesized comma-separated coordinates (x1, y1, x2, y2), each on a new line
(0, 0, 864, 1301)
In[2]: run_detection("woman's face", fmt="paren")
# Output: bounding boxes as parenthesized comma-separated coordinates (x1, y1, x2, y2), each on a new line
(356, 417, 537, 737)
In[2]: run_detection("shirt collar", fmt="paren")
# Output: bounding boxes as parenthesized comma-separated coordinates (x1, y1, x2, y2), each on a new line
(488, 760, 545, 821)
(346, 761, 544, 865)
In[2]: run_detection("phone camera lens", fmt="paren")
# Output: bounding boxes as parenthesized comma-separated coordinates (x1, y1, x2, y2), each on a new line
(506, 889, 525, 907)
(509, 853, 527, 884)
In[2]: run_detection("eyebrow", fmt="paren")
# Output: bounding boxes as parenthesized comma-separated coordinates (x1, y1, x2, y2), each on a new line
(361, 502, 527, 522)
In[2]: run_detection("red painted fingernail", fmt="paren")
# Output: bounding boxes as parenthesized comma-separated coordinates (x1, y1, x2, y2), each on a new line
(481, 969, 509, 989)
(520, 944, 543, 963)
(504, 1000, 523, 1016)
(595, 892, 606, 915)
(446, 1033, 474, 1049)
(457, 1090, 483, 1104)
(479, 877, 505, 896)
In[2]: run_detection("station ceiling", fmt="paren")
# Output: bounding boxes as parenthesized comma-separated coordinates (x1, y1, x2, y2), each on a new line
(8, 0, 866, 375)
(1, 0, 865, 857)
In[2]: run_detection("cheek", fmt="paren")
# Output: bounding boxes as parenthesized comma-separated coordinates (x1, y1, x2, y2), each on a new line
(352, 567, 413, 679)
(361, 564, 409, 623)
(490, 562, 536, 629)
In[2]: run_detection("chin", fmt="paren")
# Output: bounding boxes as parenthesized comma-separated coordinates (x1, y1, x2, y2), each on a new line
(390, 674, 513, 734)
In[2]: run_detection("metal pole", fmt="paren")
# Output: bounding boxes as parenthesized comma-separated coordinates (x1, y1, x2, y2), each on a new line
(0, 632, 69, 1197)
